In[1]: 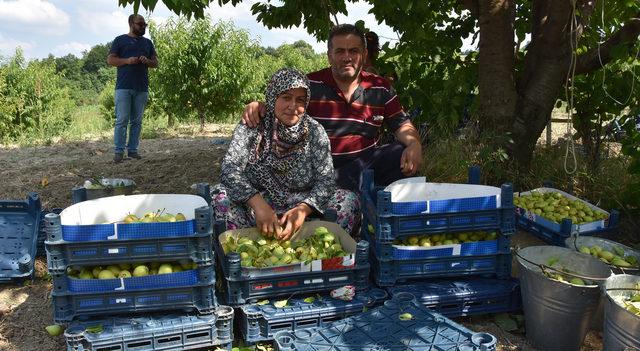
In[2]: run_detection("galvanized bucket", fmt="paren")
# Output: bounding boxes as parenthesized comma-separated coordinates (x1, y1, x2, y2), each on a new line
(565, 235, 640, 331)
(565, 235, 640, 275)
(603, 274, 640, 350)
(516, 245, 612, 351)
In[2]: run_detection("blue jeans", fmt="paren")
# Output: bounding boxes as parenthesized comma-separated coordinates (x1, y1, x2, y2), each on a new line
(114, 89, 148, 154)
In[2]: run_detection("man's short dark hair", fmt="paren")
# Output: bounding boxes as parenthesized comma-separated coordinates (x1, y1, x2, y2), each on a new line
(327, 24, 366, 50)
(128, 14, 142, 25)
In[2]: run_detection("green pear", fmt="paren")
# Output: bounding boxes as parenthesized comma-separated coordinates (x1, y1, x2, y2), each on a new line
(132, 265, 149, 277)
(98, 270, 116, 279)
(158, 263, 173, 274)
(45, 324, 64, 337)
(118, 270, 132, 278)
(570, 278, 585, 285)
(175, 213, 187, 221)
(79, 270, 94, 279)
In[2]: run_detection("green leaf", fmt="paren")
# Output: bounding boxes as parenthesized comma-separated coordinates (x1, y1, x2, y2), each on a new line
(256, 299, 269, 305)
(273, 299, 288, 308)
(494, 313, 518, 332)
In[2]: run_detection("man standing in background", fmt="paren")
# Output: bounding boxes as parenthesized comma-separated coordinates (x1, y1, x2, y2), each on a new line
(107, 14, 158, 163)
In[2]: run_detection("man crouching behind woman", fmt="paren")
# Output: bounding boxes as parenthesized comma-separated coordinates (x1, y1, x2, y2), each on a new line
(211, 68, 359, 240)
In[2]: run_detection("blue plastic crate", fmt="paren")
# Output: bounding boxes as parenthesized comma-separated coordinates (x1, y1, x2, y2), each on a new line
(0, 193, 42, 283)
(214, 222, 371, 306)
(239, 288, 388, 344)
(386, 278, 521, 318)
(52, 280, 217, 323)
(273, 292, 498, 351)
(515, 208, 620, 246)
(44, 207, 214, 273)
(369, 243, 512, 286)
(52, 264, 215, 294)
(362, 219, 511, 261)
(65, 306, 234, 351)
(362, 170, 515, 242)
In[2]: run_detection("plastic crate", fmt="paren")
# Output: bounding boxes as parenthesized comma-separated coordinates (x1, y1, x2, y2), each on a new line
(362, 218, 511, 261)
(369, 241, 512, 286)
(52, 279, 217, 323)
(51, 264, 215, 294)
(0, 193, 42, 283)
(71, 178, 136, 204)
(44, 206, 214, 273)
(515, 187, 619, 246)
(386, 278, 521, 318)
(362, 169, 515, 242)
(516, 209, 620, 246)
(238, 288, 388, 344)
(214, 222, 371, 306)
(65, 306, 234, 351)
(273, 292, 498, 351)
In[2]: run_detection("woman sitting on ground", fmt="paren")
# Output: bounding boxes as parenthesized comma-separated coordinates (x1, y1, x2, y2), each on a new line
(211, 68, 359, 239)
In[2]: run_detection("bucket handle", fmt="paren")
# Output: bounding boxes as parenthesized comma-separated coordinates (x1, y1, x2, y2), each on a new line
(513, 247, 609, 282)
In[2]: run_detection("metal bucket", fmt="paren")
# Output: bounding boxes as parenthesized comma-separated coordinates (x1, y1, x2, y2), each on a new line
(565, 236, 640, 331)
(565, 236, 640, 275)
(516, 245, 612, 351)
(603, 274, 640, 350)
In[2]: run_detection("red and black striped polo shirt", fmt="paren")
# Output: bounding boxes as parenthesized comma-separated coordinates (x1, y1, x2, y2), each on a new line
(306, 68, 410, 161)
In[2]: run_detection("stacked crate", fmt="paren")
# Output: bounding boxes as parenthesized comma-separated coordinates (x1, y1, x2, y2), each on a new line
(361, 167, 522, 317)
(44, 194, 234, 351)
(213, 219, 372, 344)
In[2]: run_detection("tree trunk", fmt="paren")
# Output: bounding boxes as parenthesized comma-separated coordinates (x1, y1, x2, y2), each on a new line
(477, 0, 517, 135)
(507, 0, 574, 168)
(167, 113, 175, 127)
(198, 108, 205, 131)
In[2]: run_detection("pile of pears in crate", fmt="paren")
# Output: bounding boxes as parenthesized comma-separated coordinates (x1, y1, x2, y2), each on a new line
(392, 231, 498, 247)
(514, 191, 608, 224)
(67, 260, 198, 279)
(221, 226, 348, 268)
(121, 210, 187, 223)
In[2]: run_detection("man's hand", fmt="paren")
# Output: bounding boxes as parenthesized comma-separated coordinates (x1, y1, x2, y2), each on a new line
(277, 203, 312, 241)
(127, 57, 140, 65)
(139, 56, 150, 65)
(248, 194, 281, 238)
(400, 141, 422, 176)
(242, 101, 265, 128)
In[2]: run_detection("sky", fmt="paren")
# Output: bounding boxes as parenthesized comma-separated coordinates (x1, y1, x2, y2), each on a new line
(0, 0, 405, 60)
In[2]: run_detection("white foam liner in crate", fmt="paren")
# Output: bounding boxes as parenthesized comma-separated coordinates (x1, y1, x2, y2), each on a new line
(58, 194, 209, 241)
(383, 177, 503, 215)
(61, 194, 207, 225)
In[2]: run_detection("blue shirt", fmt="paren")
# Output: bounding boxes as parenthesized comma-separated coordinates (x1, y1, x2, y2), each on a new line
(109, 34, 156, 92)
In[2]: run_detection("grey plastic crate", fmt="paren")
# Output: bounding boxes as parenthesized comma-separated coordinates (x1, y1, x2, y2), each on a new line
(65, 306, 233, 351)
(274, 292, 498, 351)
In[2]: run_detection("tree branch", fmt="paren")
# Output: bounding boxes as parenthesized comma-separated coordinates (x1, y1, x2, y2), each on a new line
(575, 12, 640, 75)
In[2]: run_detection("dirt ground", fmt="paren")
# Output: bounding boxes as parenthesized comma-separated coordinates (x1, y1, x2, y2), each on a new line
(0, 123, 603, 351)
